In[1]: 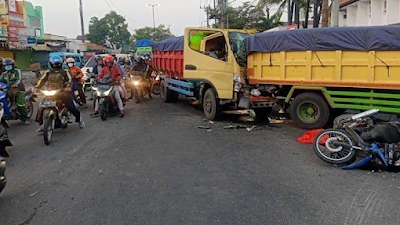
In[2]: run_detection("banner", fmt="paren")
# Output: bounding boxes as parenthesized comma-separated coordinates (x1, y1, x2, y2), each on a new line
(8, 0, 16, 13)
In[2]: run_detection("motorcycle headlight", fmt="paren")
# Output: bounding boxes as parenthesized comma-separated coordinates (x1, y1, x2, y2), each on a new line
(96, 90, 101, 96)
(155, 75, 160, 81)
(92, 87, 98, 91)
(104, 88, 112, 96)
(233, 74, 241, 83)
(42, 90, 58, 96)
(133, 80, 140, 86)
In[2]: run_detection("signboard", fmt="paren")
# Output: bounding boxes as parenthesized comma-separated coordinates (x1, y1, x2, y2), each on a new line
(8, 0, 16, 13)
(18, 28, 36, 37)
(0, 0, 6, 14)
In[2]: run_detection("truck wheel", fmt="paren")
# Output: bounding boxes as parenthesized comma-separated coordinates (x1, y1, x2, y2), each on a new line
(254, 108, 272, 122)
(203, 88, 221, 120)
(290, 92, 330, 129)
(160, 81, 177, 103)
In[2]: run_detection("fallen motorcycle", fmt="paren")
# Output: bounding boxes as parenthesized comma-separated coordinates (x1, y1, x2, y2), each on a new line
(38, 88, 71, 145)
(313, 109, 400, 170)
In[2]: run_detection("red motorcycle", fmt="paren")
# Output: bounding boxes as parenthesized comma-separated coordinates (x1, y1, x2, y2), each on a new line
(151, 71, 161, 95)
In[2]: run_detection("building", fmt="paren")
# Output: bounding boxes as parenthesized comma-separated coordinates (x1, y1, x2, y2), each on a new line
(24, 1, 44, 40)
(339, 0, 400, 26)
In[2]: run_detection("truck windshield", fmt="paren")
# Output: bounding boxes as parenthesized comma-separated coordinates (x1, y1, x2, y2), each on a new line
(229, 32, 250, 66)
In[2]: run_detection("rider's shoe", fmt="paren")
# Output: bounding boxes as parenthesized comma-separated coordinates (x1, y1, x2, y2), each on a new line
(24, 119, 30, 125)
(78, 118, 85, 129)
(90, 111, 99, 117)
(119, 110, 125, 118)
(36, 125, 44, 133)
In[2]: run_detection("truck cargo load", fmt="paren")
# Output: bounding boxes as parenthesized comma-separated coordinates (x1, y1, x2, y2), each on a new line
(246, 26, 400, 129)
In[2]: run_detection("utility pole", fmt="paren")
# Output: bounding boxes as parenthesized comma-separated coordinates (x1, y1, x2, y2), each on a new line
(218, 0, 226, 29)
(147, 3, 159, 28)
(287, 0, 292, 25)
(79, 0, 85, 43)
(214, 0, 217, 26)
(331, 0, 339, 27)
(294, 0, 300, 28)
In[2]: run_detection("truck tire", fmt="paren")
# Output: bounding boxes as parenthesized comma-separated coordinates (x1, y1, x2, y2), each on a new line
(203, 88, 221, 120)
(290, 92, 330, 129)
(160, 81, 178, 103)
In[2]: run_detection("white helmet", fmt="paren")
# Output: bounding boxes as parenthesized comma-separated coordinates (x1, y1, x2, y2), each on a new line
(66, 58, 76, 63)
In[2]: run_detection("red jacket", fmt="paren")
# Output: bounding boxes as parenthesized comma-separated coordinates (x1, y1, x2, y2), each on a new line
(98, 66, 122, 81)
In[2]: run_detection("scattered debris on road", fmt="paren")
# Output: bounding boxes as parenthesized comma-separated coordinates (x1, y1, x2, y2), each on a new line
(29, 191, 40, 197)
(246, 126, 257, 132)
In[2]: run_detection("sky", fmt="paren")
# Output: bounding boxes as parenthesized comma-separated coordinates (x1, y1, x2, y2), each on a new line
(28, 0, 250, 38)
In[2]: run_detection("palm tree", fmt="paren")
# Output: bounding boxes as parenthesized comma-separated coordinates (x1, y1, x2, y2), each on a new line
(257, 0, 320, 28)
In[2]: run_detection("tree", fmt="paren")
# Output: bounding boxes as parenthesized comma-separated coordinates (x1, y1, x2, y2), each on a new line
(257, 0, 311, 27)
(87, 11, 131, 49)
(204, 2, 282, 32)
(132, 25, 174, 43)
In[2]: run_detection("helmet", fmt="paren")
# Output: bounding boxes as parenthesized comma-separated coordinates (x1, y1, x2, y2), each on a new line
(49, 56, 64, 69)
(95, 55, 103, 62)
(104, 55, 115, 67)
(66, 57, 75, 68)
(66, 58, 75, 63)
(3, 58, 15, 71)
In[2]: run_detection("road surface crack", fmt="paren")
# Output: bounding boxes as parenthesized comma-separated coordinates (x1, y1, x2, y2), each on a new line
(19, 200, 48, 225)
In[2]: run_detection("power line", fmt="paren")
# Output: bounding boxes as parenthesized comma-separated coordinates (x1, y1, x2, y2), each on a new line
(105, 0, 145, 27)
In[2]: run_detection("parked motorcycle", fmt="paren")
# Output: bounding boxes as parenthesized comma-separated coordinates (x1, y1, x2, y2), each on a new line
(0, 82, 36, 126)
(92, 82, 118, 121)
(39, 89, 71, 145)
(313, 109, 400, 170)
(0, 102, 13, 195)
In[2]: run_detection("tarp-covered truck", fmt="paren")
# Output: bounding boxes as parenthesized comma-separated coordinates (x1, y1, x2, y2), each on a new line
(153, 26, 400, 129)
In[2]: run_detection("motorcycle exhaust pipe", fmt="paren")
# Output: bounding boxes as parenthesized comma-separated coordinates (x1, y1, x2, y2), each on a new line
(351, 109, 379, 121)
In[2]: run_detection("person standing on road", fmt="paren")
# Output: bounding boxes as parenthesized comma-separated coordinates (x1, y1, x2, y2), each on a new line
(0, 58, 30, 125)
(35, 56, 85, 130)
(66, 58, 87, 108)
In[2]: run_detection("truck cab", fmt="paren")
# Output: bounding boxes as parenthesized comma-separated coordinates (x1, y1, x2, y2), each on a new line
(154, 28, 274, 121)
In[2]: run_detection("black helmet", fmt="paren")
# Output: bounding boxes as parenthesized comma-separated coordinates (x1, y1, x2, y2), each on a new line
(3, 58, 15, 71)
(95, 55, 103, 62)
(3, 58, 15, 66)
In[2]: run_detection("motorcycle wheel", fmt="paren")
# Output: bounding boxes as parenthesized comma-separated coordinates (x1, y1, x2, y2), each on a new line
(313, 129, 357, 165)
(152, 84, 160, 95)
(26, 100, 34, 119)
(43, 115, 54, 145)
(0, 159, 6, 194)
(100, 101, 108, 121)
(136, 87, 143, 103)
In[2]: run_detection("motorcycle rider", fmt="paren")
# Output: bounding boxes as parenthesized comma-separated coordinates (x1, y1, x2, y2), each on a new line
(113, 55, 128, 101)
(132, 57, 152, 99)
(91, 55, 125, 117)
(35, 56, 85, 130)
(66, 57, 87, 108)
(92, 55, 104, 77)
(0, 58, 30, 125)
(0, 58, 4, 75)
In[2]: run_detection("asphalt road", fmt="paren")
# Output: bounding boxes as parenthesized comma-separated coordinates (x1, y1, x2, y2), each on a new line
(0, 90, 399, 225)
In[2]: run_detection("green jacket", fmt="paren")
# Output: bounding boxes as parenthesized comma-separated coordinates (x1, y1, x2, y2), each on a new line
(0, 69, 22, 86)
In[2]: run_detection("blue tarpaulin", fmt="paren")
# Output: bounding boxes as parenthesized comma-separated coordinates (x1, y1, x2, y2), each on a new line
(135, 39, 153, 48)
(152, 36, 184, 51)
(246, 26, 400, 54)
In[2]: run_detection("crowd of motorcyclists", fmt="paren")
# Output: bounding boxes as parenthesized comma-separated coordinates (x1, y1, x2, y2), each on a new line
(0, 52, 154, 130)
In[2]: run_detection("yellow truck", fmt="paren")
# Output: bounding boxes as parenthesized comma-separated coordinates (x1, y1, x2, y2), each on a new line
(153, 26, 400, 129)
